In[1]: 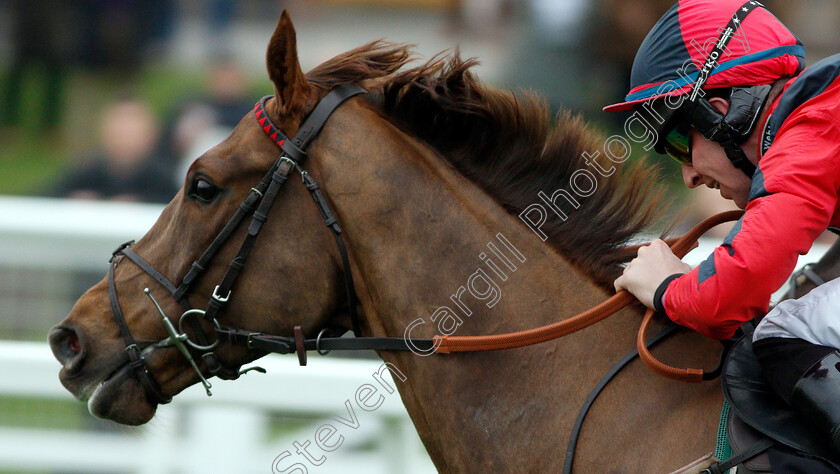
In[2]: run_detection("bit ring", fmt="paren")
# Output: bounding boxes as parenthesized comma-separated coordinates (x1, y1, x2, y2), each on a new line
(178, 309, 221, 351)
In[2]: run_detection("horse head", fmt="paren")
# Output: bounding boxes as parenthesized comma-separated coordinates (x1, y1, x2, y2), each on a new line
(48, 12, 357, 425)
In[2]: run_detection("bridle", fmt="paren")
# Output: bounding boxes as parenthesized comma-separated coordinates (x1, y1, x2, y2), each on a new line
(107, 84, 438, 404)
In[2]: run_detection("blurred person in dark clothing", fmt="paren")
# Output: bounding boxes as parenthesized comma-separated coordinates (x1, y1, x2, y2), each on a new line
(201, 57, 255, 128)
(49, 97, 177, 204)
(78, 0, 174, 71)
(0, 1, 85, 128)
(1, 0, 174, 129)
(161, 57, 255, 182)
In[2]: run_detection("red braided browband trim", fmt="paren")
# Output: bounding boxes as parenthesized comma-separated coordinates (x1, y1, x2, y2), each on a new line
(254, 96, 287, 148)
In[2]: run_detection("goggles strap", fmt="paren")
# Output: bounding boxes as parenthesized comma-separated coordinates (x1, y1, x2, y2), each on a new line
(683, 1, 763, 178)
(681, 91, 759, 177)
(688, 1, 763, 100)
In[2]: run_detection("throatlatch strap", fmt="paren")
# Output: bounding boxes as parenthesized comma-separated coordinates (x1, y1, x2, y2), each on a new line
(301, 170, 362, 336)
(203, 86, 367, 325)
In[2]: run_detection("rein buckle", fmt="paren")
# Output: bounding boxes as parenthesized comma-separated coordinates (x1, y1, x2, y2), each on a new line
(212, 285, 231, 303)
(110, 240, 135, 263)
(245, 333, 261, 349)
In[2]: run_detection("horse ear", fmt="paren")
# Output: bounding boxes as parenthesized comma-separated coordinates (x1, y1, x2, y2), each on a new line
(266, 10, 311, 115)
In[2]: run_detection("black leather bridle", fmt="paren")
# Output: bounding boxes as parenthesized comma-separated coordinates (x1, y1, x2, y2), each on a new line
(107, 84, 436, 404)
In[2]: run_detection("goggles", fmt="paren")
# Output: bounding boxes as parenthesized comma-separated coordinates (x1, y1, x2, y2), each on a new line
(646, 85, 770, 175)
(662, 121, 692, 165)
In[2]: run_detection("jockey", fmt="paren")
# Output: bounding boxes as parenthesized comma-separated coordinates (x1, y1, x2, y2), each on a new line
(608, 0, 840, 469)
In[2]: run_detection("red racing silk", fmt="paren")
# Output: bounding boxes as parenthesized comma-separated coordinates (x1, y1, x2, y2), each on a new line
(662, 54, 840, 339)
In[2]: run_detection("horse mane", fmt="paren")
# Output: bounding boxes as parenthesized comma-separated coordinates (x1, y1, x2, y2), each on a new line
(307, 42, 664, 289)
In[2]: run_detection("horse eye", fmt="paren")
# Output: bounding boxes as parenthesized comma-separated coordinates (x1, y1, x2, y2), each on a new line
(190, 178, 218, 203)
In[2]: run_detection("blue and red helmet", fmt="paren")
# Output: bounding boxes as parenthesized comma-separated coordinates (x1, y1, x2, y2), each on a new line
(604, 0, 805, 113)
(605, 0, 805, 177)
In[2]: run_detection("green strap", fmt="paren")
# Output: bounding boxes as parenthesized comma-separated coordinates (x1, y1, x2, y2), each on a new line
(715, 399, 733, 462)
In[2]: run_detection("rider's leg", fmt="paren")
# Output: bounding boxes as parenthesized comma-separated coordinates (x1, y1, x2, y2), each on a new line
(753, 277, 840, 463)
(752, 337, 840, 471)
(752, 337, 835, 404)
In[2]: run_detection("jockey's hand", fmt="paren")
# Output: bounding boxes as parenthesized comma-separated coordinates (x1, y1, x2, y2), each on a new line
(614, 239, 692, 309)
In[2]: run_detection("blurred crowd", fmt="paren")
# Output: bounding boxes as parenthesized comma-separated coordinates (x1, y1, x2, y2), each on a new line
(43, 57, 253, 204)
(44, 57, 252, 203)
(1, 0, 175, 129)
(0, 0, 251, 204)
(0, 0, 837, 209)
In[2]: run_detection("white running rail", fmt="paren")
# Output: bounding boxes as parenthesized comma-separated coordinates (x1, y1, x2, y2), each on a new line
(0, 340, 435, 474)
(0, 196, 830, 472)
(0, 196, 434, 473)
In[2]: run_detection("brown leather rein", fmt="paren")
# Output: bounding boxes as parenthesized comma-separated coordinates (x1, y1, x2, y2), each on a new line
(222, 207, 744, 384)
(434, 209, 745, 383)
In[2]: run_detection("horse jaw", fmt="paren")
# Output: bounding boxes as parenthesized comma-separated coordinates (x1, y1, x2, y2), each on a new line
(86, 366, 157, 425)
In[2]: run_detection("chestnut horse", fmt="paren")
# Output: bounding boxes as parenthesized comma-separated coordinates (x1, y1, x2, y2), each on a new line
(49, 12, 724, 472)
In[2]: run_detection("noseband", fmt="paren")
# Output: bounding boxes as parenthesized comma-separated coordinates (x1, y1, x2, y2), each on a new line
(107, 84, 377, 403)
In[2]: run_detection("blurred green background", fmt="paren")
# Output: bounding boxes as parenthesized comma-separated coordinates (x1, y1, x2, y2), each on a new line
(3, 0, 835, 203)
(1, 66, 204, 193)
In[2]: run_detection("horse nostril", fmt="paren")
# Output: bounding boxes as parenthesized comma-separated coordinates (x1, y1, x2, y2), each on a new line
(48, 326, 86, 369)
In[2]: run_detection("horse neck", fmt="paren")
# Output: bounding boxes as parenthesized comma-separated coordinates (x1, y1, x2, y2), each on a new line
(311, 102, 616, 335)
(309, 102, 650, 470)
